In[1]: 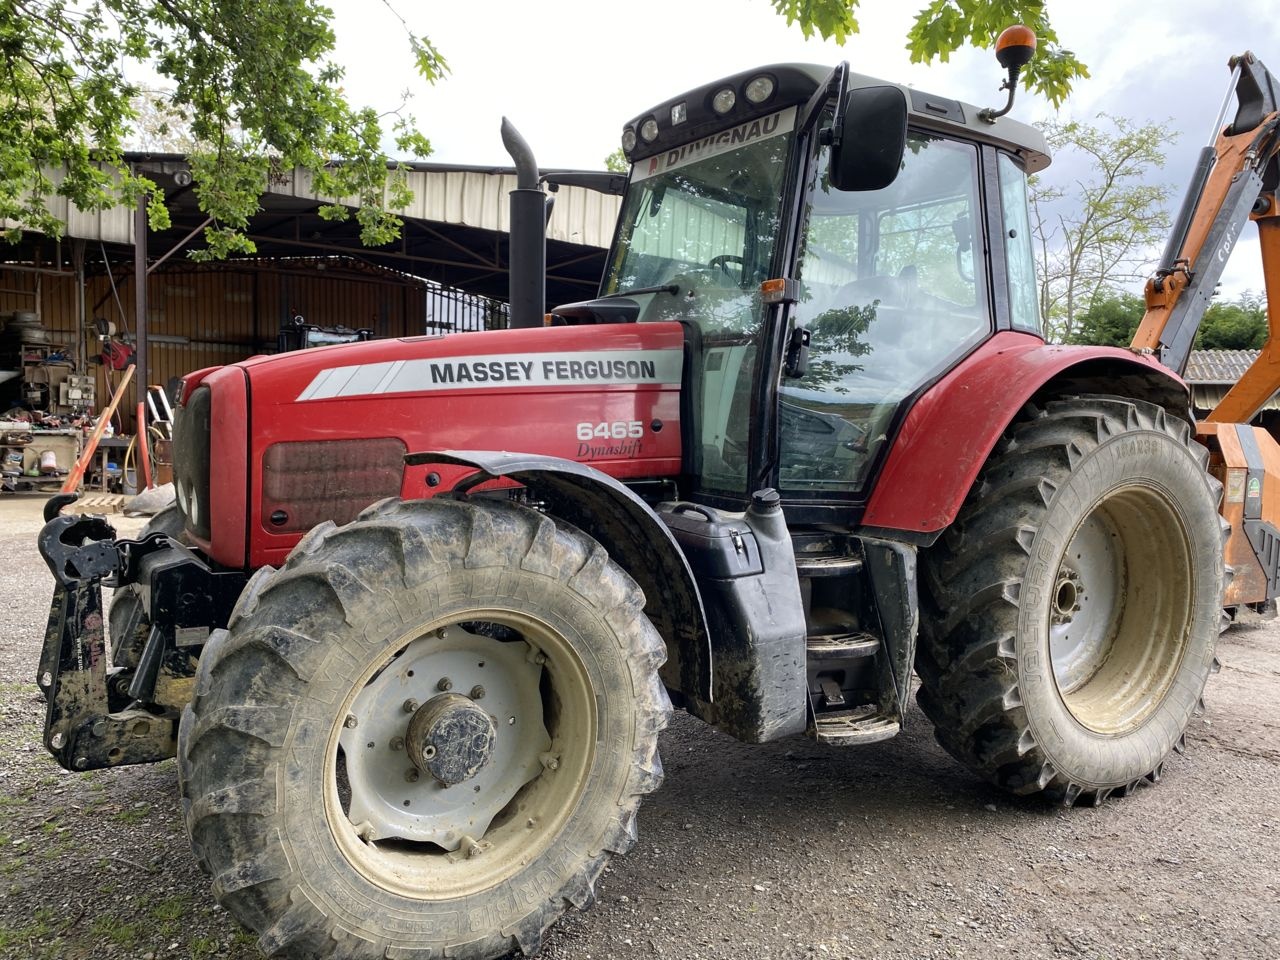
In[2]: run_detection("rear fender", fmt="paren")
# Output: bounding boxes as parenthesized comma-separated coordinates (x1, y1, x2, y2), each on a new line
(407, 450, 713, 705)
(862, 333, 1191, 537)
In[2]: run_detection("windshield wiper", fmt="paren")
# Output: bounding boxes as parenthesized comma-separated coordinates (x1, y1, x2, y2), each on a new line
(598, 284, 680, 300)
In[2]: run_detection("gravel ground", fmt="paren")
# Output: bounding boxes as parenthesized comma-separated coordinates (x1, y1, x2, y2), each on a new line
(0, 493, 1277, 959)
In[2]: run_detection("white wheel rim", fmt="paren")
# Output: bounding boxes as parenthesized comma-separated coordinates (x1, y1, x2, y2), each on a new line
(323, 610, 596, 900)
(340, 626, 551, 852)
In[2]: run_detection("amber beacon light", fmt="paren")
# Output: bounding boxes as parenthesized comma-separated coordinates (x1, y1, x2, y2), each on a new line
(980, 24, 1038, 122)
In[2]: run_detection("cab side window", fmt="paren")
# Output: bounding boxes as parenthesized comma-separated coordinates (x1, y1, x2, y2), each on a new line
(998, 153, 1041, 334)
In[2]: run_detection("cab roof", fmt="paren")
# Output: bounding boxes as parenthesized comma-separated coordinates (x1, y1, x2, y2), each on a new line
(621, 62, 1050, 174)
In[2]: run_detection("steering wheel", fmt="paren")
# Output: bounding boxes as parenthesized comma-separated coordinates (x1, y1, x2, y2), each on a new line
(708, 254, 746, 281)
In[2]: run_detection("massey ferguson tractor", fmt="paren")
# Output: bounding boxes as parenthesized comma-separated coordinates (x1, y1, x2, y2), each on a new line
(35, 27, 1280, 960)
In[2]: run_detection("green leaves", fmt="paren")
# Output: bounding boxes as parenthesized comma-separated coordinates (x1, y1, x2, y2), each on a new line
(10, 0, 1093, 262)
(906, 1, 1087, 108)
(1064, 291, 1145, 346)
(1197, 294, 1268, 349)
(770, 0, 859, 43)
(2, 0, 441, 258)
(769, 1, 1088, 109)
(1032, 115, 1176, 342)
(0, 0, 153, 237)
(1068, 290, 1270, 349)
(603, 148, 628, 173)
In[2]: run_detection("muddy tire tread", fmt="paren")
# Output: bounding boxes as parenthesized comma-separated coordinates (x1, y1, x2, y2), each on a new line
(916, 396, 1228, 806)
(177, 497, 670, 959)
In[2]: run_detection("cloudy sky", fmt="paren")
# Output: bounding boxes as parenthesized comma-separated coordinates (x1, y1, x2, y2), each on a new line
(327, 0, 1280, 294)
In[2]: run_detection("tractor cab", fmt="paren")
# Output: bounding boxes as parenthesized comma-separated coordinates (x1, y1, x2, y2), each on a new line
(576, 63, 1049, 517)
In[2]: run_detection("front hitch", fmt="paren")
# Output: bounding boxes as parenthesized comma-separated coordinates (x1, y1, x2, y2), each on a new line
(36, 498, 179, 771)
(40, 512, 121, 586)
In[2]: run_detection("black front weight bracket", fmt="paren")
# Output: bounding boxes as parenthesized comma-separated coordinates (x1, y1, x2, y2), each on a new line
(37, 503, 180, 771)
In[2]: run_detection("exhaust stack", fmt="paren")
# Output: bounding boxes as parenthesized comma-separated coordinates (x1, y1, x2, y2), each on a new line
(501, 118, 546, 329)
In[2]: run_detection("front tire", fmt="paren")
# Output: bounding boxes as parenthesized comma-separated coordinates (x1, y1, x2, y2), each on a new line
(917, 396, 1224, 805)
(178, 497, 670, 958)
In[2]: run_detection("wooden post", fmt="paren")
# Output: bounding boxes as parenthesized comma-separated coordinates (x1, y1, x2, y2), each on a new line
(61, 365, 135, 494)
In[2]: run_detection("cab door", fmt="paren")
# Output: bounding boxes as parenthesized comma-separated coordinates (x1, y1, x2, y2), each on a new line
(777, 132, 995, 502)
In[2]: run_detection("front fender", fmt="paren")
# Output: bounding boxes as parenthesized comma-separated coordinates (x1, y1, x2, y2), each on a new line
(407, 450, 713, 704)
(862, 332, 1189, 536)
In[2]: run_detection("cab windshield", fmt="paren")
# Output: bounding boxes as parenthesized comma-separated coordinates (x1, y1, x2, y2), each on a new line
(604, 107, 796, 493)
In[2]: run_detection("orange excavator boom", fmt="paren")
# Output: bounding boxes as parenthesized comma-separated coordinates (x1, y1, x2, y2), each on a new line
(1130, 52, 1280, 395)
(1130, 54, 1280, 610)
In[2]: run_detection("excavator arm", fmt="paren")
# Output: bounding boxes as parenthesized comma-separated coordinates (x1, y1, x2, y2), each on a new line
(1206, 202, 1280, 423)
(1130, 54, 1280, 610)
(1131, 52, 1280, 399)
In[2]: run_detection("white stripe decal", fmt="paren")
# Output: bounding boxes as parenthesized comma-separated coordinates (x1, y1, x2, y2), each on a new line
(371, 359, 407, 395)
(295, 349, 684, 401)
(296, 367, 335, 402)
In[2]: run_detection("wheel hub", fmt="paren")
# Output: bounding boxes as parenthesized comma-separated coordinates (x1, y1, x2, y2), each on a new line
(337, 625, 551, 852)
(406, 693, 497, 785)
(1051, 568, 1083, 625)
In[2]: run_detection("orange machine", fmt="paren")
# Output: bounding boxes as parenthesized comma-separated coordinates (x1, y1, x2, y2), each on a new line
(1132, 52, 1280, 608)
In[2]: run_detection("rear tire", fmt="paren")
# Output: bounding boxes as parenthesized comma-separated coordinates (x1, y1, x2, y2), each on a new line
(917, 396, 1225, 805)
(178, 497, 670, 959)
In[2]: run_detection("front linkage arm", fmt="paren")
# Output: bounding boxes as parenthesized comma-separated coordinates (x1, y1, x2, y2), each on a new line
(38, 499, 190, 771)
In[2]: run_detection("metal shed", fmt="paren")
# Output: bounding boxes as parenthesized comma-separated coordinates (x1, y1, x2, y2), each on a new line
(1, 155, 622, 430)
(1185, 349, 1280, 414)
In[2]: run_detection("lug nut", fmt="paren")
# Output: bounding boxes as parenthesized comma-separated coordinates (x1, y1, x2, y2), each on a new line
(469, 685, 485, 700)
(437, 627, 450, 640)
(405, 768, 420, 783)
(390, 737, 405, 751)
(437, 677, 452, 692)
(403, 699, 420, 714)
(344, 715, 358, 729)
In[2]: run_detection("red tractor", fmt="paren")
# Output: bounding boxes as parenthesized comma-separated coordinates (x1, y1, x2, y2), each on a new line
(39, 30, 1265, 960)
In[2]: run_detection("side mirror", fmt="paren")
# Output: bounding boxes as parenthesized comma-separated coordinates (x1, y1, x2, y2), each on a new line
(829, 85, 908, 192)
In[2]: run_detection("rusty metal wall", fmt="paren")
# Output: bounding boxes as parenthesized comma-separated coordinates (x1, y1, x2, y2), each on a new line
(0, 263, 430, 427)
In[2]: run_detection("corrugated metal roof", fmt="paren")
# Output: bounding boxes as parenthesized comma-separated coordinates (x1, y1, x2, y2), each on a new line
(1185, 349, 1261, 384)
(0, 164, 136, 244)
(1187, 350, 1280, 414)
(4, 159, 621, 251)
(1190, 384, 1280, 412)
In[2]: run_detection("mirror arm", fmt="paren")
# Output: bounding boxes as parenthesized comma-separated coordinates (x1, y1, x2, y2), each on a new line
(800, 62, 848, 140)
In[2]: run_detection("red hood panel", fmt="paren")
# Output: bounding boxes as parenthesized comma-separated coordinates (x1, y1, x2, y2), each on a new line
(231, 323, 686, 566)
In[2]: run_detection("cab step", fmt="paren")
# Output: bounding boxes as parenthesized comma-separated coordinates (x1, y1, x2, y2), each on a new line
(813, 706, 901, 746)
(806, 630, 879, 660)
